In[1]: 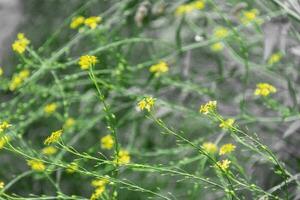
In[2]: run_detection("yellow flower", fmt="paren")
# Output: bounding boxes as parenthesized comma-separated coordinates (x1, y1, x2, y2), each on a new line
(210, 42, 224, 52)
(175, 0, 205, 16)
(268, 53, 282, 65)
(115, 149, 131, 165)
(44, 129, 63, 145)
(0, 136, 10, 149)
(63, 118, 75, 129)
(12, 33, 30, 54)
(66, 162, 78, 173)
(219, 118, 235, 129)
(78, 55, 98, 70)
(0, 67, 3, 76)
(149, 61, 169, 76)
(27, 160, 46, 172)
(70, 16, 85, 29)
(215, 159, 231, 171)
(84, 16, 102, 29)
(254, 83, 277, 97)
(213, 27, 229, 39)
(202, 142, 218, 154)
(0, 181, 4, 189)
(138, 97, 155, 112)
(240, 9, 260, 24)
(9, 69, 30, 91)
(90, 178, 109, 200)
(101, 134, 114, 150)
(199, 100, 217, 115)
(42, 146, 58, 155)
(0, 121, 12, 133)
(44, 103, 57, 114)
(219, 143, 236, 155)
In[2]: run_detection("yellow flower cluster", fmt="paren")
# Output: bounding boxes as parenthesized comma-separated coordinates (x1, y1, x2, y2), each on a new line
(240, 9, 260, 25)
(78, 55, 98, 70)
(138, 97, 155, 112)
(63, 117, 75, 129)
(0, 67, 3, 76)
(115, 149, 131, 165)
(210, 42, 224, 52)
(149, 61, 169, 76)
(42, 146, 57, 155)
(12, 33, 30, 54)
(199, 100, 217, 115)
(0, 136, 10, 149)
(0, 181, 4, 189)
(213, 27, 229, 39)
(9, 69, 30, 91)
(254, 83, 277, 97)
(44, 103, 57, 114)
(90, 178, 109, 200)
(27, 160, 46, 172)
(175, 0, 205, 16)
(101, 134, 114, 150)
(215, 159, 231, 171)
(66, 162, 79, 173)
(0, 121, 12, 133)
(268, 53, 282, 65)
(219, 118, 235, 129)
(44, 129, 63, 145)
(202, 142, 218, 154)
(219, 143, 236, 155)
(70, 16, 102, 30)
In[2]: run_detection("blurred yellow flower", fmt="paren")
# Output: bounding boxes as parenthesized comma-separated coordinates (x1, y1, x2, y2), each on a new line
(149, 61, 169, 76)
(254, 83, 277, 97)
(0, 121, 12, 133)
(268, 53, 282, 65)
(202, 142, 218, 154)
(101, 134, 114, 150)
(9, 69, 30, 91)
(42, 146, 58, 155)
(44, 129, 63, 145)
(219, 143, 236, 155)
(115, 149, 130, 165)
(0, 136, 10, 149)
(90, 186, 105, 200)
(138, 97, 155, 112)
(210, 42, 224, 52)
(0, 181, 4, 189)
(70, 16, 85, 29)
(213, 27, 229, 39)
(199, 100, 217, 115)
(219, 118, 235, 129)
(90, 178, 109, 200)
(84, 16, 102, 29)
(91, 178, 109, 188)
(44, 103, 57, 114)
(66, 162, 78, 173)
(12, 33, 30, 54)
(79, 55, 98, 70)
(175, 1, 205, 16)
(0, 67, 3, 76)
(215, 159, 231, 171)
(240, 9, 260, 24)
(27, 160, 46, 172)
(63, 118, 75, 129)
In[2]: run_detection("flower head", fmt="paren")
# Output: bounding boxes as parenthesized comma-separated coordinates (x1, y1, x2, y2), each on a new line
(219, 143, 236, 155)
(199, 100, 217, 115)
(66, 162, 78, 173)
(42, 146, 58, 155)
(268, 53, 282, 65)
(219, 118, 235, 129)
(78, 55, 98, 70)
(84, 16, 102, 29)
(12, 33, 30, 54)
(149, 61, 169, 76)
(90, 178, 109, 200)
(0, 181, 4, 189)
(0, 121, 12, 133)
(101, 134, 114, 150)
(240, 9, 260, 24)
(175, 1, 205, 16)
(254, 83, 277, 97)
(202, 142, 218, 154)
(9, 69, 30, 91)
(138, 97, 155, 112)
(215, 159, 231, 171)
(210, 42, 224, 52)
(44, 103, 57, 114)
(27, 160, 46, 172)
(0, 136, 10, 149)
(115, 149, 130, 165)
(0, 67, 3, 76)
(70, 16, 85, 29)
(44, 129, 63, 145)
(63, 118, 75, 129)
(213, 27, 229, 39)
